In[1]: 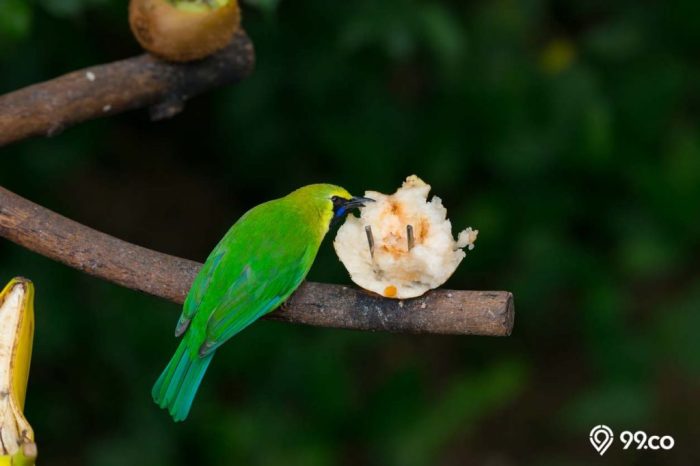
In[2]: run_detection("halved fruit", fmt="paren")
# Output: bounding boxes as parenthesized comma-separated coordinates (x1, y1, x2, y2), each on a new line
(334, 176, 478, 299)
(129, 0, 241, 62)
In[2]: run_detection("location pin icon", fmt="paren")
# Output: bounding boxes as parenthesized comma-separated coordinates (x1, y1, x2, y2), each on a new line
(589, 425, 614, 456)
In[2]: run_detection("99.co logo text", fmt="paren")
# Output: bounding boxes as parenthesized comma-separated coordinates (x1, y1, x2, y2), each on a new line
(590, 425, 674, 456)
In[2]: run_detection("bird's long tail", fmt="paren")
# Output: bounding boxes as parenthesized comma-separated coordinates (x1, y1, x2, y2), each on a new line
(152, 335, 214, 422)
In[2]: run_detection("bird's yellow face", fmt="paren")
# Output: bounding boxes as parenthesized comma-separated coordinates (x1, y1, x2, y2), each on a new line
(325, 186, 375, 230)
(288, 184, 373, 233)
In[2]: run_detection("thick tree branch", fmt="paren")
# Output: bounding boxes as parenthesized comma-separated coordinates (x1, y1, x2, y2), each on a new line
(0, 29, 254, 147)
(0, 186, 514, 336)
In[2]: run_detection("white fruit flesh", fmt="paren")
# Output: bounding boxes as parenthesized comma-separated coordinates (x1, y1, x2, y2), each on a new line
(334, 175, 478, 299)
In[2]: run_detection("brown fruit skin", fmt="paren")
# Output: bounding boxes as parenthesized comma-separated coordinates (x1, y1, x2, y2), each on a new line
(129, 0, 241, 62)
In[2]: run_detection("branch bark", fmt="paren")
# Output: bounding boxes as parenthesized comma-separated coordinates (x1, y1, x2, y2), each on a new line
(0, 29, 254, 147)
(0, 186, 513, 336)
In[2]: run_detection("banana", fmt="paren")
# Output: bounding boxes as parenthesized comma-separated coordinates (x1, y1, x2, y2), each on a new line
(0, 278, 37, 466)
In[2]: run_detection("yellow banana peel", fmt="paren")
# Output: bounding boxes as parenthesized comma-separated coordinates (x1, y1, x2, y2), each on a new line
(0, 278, 37, 466)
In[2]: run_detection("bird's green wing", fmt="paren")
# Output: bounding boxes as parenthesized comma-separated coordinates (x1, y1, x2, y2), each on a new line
(175, 246, 226, 337)
(198, 242, 314, 356)
(183, 200, 322, 356)
(176, 205, 276, 337)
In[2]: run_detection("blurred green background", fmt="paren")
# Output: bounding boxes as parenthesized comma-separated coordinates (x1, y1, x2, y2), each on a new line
(1, 0, 699, 464)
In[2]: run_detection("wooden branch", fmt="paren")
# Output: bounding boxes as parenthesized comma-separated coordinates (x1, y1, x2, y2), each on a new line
(0, 26, 514, 336)
(0, 29, 254, 147)
(0, 186, 514, 336)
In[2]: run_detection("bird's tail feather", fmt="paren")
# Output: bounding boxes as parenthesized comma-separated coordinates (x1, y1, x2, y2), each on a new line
(152, 336, 213, 422)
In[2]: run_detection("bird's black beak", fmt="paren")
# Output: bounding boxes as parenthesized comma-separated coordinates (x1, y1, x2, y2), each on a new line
(345, 196, 374, 210)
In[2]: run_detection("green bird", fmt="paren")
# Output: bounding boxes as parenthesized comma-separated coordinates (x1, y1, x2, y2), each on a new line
(152, 184, 371, 421)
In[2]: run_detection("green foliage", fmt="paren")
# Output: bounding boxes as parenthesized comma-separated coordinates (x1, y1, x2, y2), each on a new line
(1, 0, 699, 464)
(0, 0, 32, 43)
(37, 0, 105, 18)
(241, 0, 280, 16)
